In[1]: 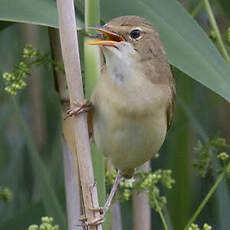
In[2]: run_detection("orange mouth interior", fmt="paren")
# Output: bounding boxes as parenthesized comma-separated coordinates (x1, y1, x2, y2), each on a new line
(87, 26, 124, 46)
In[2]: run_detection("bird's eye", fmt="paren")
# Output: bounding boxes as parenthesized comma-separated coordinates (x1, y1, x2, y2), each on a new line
(129, 29, 142, 40)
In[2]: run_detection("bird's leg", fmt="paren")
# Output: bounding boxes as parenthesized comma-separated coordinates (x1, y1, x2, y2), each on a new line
(83, 170, 122, 226)
(64, 99, 92, 120)
(102, 170, 122, 214)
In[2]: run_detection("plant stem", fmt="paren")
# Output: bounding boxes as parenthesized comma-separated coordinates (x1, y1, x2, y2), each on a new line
(132, 162, 151, 230)
(191, 0, 214, 18)
(56, 0, 102, 229)
(85, 0, 100, 31)
(84, 0, 101, 98)
(191, 0, 204, 18)
(203, 0, 230, 66)
(184, 171, 225, 230)
(155, 199, 168, 230)
(84, 1, 109, 229)
(49, 28, 82, 230)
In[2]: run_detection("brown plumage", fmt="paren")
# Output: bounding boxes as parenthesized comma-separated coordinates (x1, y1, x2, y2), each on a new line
(89, 16, 176, 177)
(82, 16, 176, 225)
(104, 16, 175, 131)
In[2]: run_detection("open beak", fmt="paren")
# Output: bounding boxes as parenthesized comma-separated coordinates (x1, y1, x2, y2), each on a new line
(87, 26, 124, 47)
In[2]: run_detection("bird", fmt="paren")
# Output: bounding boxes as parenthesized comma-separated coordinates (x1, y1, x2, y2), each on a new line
(67, 15, 175, 225)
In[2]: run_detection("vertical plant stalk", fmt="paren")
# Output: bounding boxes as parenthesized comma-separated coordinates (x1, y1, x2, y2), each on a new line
(85, 0, 100, 30)
(132, 162, 151, 230)
(62, 139, 82, 230)
(56, 0, 102, 229)
(21, 24, 46, 151)
(203, 0, 230, 65)
(84, 0, 110, 229)
(48, 28, 82, 230)
(84, 0, 104, 203)
(111, 200, 122, 230)
(84, 0, 109, 220)
(184, 171, 225, 230)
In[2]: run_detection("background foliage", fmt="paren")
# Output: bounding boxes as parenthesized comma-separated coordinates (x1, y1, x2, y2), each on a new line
(1, 0, 230, 229)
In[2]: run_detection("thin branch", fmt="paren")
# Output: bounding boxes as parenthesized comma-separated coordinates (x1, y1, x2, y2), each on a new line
(56, 0, 102, 229)
(191, 0, 204, 18)
(184, 171, 225, 230)
(154, 199, 168, 230)
(203, 0, 230, 65)
(191, 0, 214, 18)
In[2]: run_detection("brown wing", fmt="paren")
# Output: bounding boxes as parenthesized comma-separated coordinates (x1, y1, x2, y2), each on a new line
(143, 39, 176, 131)
(144, 58, 176, 131)
(167, 79, 176, 131)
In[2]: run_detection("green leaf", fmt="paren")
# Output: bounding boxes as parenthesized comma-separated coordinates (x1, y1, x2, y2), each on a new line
(0, 0, 84, 29)
(0, 0, 58, 28)
(101, 0, 230, 102)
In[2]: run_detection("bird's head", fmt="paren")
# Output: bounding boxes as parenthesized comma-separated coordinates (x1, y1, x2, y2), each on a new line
(88, 16, 169, 85)
(88, 16, 165, 61)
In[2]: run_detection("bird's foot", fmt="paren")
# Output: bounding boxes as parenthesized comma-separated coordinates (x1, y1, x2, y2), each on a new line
(86, 214, 105, 226)
(78, 171, 122, 227)
(83, 206, 109, 226)
(64, 99, 92, 120)
(78, 211, 105, 226)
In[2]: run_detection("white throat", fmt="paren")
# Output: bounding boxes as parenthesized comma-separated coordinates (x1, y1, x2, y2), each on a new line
(102, 42, 140, 86)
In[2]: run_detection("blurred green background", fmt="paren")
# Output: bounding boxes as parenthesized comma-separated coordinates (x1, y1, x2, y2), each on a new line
(1, 0, 230, 229)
